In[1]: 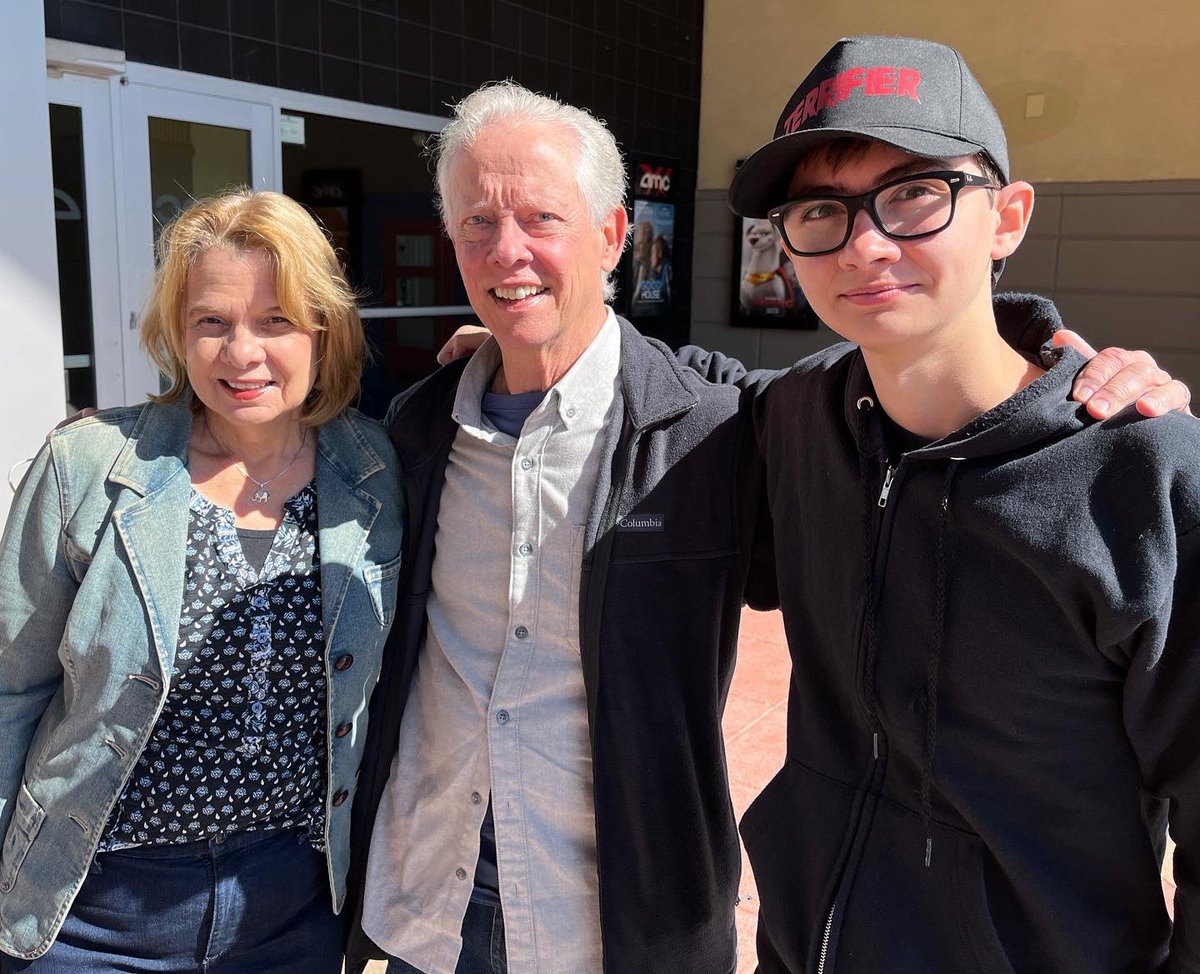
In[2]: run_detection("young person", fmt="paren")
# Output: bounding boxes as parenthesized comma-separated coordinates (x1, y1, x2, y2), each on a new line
(721, 34, 1199, 972)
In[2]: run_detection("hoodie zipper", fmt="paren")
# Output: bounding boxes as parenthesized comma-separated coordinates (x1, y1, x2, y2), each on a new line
(817, 904, 836, 973)
(877, 464, 896, 508)
(819, 454, 896, 974)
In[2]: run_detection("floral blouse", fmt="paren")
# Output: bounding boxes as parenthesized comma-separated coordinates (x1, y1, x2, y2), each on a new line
(101, 483, 328, 850)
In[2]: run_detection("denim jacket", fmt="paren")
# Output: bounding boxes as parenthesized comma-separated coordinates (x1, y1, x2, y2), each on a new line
(0, 400, 403, 960)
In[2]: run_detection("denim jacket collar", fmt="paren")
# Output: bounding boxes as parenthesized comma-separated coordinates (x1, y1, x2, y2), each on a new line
(101, 400, 392, 686)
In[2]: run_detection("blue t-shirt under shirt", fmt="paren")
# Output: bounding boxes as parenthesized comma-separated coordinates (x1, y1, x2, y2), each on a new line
(472, 385, 547, 908)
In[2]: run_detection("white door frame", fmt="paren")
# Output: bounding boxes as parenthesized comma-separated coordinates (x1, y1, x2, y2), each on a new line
(45, 57, 457, 407)
(117, 82, 274, 402)
(45, 70, 126, 408)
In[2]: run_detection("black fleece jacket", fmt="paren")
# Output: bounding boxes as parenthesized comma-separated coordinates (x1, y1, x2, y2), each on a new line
(693, 294, 1200, 973)
(344, 317, 770, 974)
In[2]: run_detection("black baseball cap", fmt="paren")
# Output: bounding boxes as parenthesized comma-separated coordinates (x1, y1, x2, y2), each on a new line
(728, 35, 1010, 218)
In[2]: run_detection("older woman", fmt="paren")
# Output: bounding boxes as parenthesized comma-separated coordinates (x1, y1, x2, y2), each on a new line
(0, 190, 402, 972)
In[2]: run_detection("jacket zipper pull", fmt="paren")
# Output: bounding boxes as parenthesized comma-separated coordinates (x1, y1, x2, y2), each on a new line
(877, 465, 896, 508)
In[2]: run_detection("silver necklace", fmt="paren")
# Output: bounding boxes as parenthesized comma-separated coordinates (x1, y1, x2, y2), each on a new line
(206, 418, 309, 504)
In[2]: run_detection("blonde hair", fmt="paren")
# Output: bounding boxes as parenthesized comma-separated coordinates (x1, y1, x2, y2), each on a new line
(140, 189, 364, 427)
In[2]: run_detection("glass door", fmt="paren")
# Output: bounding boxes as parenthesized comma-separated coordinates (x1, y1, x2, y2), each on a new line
(46, 71, 123, 410)
(119, 83, 273, 403)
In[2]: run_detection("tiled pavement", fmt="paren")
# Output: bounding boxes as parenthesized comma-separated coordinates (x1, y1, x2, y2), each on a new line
(360, 606, 1177, 972)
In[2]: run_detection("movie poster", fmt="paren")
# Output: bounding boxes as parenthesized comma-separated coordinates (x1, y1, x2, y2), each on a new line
(732, 216, 819, 329)
(629, 199, 675, 318)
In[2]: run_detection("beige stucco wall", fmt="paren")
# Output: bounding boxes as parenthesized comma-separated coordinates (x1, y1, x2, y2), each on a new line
(699, 1, 1200, 189)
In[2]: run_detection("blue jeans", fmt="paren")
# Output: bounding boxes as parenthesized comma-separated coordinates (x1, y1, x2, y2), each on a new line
(1, 828, 341, 974)
(385, 900, 507, 974)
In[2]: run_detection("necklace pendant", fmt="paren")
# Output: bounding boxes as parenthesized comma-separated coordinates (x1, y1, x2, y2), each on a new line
(252, 487, 270, 503)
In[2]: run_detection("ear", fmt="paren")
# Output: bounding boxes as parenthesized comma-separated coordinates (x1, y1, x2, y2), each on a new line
(991, 180, 1035, 260)
(599, 206, 629, 274)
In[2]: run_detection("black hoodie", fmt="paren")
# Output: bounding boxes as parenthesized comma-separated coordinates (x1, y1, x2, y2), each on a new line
(737, 295, 1200, 972)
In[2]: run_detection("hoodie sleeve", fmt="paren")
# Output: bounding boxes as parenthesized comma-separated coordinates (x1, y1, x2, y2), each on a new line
(1122, 517, 1200, 971)
(673, 345, 786, 393)
(0, 444, 74, 840)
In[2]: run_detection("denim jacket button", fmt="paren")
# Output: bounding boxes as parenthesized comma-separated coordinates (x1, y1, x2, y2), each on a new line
(332, 789, 349, 806)
(333, 654, 354, 672)
(335, 722, 352, 738)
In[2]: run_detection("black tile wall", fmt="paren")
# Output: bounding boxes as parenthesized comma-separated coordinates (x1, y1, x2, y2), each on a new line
(431, 31, 464, 82)
(278, 0, 319, 50)
(45, 0, 64, 38)
(397, 0, 431, 26)
(321, 0, 360, 60)
(58, 1, 122, 49)
(431, 0, 465, 35)
(361, 64, 399, 106)
(178, 0, 228, 32)
(321, 55, 361, 100)
(398, 23, 432, 75)
(489, 4, 519, 51)
(278, 47, 321, 93)
(123, 12, 180, 68)
(461, 0, 492, 40)
(181, 25, 232, 78)
(231, 0, 275, 41)
(232, 36, 279, 87)
(361, 11, 399, 67)
(48, 0, 705, 342)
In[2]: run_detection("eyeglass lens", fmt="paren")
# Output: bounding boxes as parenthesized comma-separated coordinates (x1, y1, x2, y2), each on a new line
(781, 176, 957, 255)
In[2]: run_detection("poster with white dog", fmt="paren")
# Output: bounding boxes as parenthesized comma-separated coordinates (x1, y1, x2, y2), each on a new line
(734, 217, 818, 328)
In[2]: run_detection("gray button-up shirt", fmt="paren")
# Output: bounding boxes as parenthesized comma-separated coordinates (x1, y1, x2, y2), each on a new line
(363, 311, 620, 973)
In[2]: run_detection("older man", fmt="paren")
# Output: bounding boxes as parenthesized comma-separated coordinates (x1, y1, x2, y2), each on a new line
(343, 82, 1185, 974)
(344, 83, 765, 974)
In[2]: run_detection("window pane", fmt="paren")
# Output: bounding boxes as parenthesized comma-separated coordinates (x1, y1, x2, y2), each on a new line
(50, 103, 97, 412)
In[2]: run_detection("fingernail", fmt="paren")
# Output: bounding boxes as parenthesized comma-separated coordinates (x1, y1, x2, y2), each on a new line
(1075, 384, 1096, 400)
(1090, 396, 1110, 417)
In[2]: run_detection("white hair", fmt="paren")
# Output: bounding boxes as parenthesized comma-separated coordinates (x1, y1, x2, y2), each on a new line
(431, 81, 629, 301)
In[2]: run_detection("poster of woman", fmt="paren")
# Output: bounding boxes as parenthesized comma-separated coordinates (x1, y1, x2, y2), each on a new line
(629, 200, 674, 318)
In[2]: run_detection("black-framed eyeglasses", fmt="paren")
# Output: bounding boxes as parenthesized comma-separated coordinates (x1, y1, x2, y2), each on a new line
(767, 170, 1000, 257)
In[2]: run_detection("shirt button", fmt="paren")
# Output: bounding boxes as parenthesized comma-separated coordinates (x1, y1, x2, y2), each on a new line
(471, 791, 482, 805)
(332, 789, 349, 806)
(514, 625, 529, 640)
(518, 542, 533, 556)
(456, 867, 468, 881)
(333, 654, 354, 672)
(566, 406, 576, 418)
(335, 722, 352, 738)
(496, 710, 510, 725)
(519, 457, 534, 470)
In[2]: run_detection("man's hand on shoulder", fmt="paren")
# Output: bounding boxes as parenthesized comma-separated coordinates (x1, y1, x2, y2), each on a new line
(437, 324, 491, 365)
(1055, 330, 1192, 419)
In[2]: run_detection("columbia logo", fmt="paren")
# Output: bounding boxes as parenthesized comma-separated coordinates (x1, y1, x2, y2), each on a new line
(617, 513, 665, 532)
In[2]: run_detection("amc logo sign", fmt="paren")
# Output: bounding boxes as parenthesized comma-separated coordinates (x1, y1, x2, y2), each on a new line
(637, 164, 673, 197)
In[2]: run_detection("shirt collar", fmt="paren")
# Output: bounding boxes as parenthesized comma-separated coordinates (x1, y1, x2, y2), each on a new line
(452, 308, 620, 437)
